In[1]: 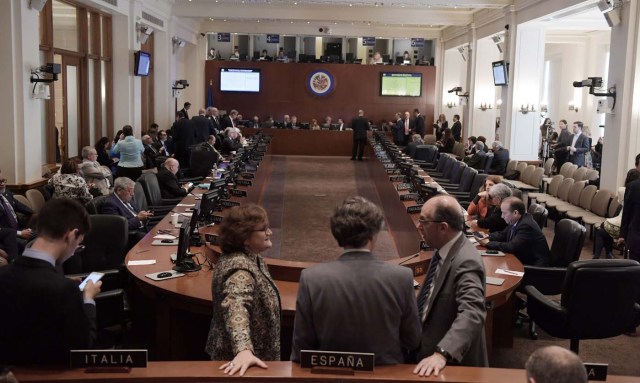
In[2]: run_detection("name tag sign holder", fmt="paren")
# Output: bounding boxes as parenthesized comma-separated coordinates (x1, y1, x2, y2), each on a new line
(70, 350, 147, 373)
(300, 350, 374, 375)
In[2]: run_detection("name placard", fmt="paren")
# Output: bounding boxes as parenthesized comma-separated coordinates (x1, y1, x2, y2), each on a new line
(212, 215, 224, 223)
(300, 350, 374, 372)
(386, 169, 401, 175)
(70, 350, 147, 369)
(389, 175, 404, 182)
(220, 200, 240, 208)
(400, 193, 418, 201)
(229, 189, 248, 197)
(584, 363, 608, 381)
(242, 172, 255, 179)
(237, 179, 253, 186)
(383, 164, 396, 169)
(407, 204, 423, 214)
(396, 183, 411, 191)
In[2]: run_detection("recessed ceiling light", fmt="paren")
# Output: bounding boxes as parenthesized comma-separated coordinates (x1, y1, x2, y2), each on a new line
(223, 19, 227, 21)
(334, 22, 337, 24)
(290, 21, 294, 23)
(349, 3, 352, 6)
(307, 21, 310, 24)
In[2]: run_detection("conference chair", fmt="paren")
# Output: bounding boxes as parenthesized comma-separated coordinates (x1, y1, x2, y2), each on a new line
(528, 203, 548, 229)
(133, 182, 167, 226)
(432, 160, 465, 185)
(412, 145, 438, 167)
(13, 194, 32, 211)
(449, 173, 488, 208)
(137, 172, 183, 209)
(525, 259, 640, 353)
(62, 215, 130, 345)
(542, 158, 555, 176)
(186, 149, 218, 179)
(572, 166, 588, 182)
(25, 189, 45, 214)
(531, 174, 564, 205)
(85, 195, 109, 215)
(441, 167, 477, 194)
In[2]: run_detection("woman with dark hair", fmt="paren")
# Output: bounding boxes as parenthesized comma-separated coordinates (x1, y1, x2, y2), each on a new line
(48, 159, 93, 204)
(112, 125, 144, 181)
(95, 137, 114, 168)
(467, 175, 502, 220)
(206, 204, 280, 376)
(437, 128, 455, 154)
(435, 114, 448, 141)
(465, 136, 478, 156)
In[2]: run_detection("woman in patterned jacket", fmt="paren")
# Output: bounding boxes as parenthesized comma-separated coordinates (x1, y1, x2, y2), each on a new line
(206, 204, 281, 376)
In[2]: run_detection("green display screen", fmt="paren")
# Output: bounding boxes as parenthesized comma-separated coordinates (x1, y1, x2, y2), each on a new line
(380, 72, 422, 97)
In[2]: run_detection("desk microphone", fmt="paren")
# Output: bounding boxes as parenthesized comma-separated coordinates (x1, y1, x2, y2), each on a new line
(398, 252, 421, 266)
(170, 211, 193, 219)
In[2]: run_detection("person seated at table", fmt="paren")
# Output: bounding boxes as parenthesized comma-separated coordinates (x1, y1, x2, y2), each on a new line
(291, 196, 421, 365)
(310, 119, 321, 130)
(526, 346, 587, 383)
(258, 49, 271, 61)
(49, 159, 94, 205)
(101, 177, 153, 247)
(436, 128, 455, 154)
(466, 175, 502, 221)
(404, 134, 424, 158)
(79, 146, 112, 196)
(221, 127, 243, 155)
(206, 204, 280, 376)
(290, 115, 301, 129)
(469, 183, 511, 233)
(321, 116, 332, 130)
(370, 51, 383, 65)
(464, 141, 488, 170)
(156, 158, 190, 199)
(478, 196, 551, 266)
(465, 136, 477, 156)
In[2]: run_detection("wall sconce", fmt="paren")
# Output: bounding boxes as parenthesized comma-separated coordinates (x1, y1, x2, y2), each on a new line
(446, 101, 457, 109)
(568, 101, 579, 112)
(519, 104, 536, 114)
(496, 99, 502, 110)
(478, 103, 493, 111)
(540, 104, 548, 113)
(137, 23, 154, 44)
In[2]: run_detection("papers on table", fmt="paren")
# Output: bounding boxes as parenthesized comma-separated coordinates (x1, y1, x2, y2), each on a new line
(127, 260, 156, 266)
(486, 277, 505, 286)
(171, 212, 192, 217)
(153, 234, 177, 240)
(495, 268, 524, 277)
(176, 203, 195, 207)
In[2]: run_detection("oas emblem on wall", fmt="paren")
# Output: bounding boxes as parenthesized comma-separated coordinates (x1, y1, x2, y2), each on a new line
(307, 70, 335, 96)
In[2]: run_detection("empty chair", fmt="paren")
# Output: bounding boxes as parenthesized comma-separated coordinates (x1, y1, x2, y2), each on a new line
(13, 195, 32, 211)
(506, 160, 518, 173)
(423, 135, 437, 145)
(543, 178, 575, 211)
(525, 259, 640, 353)
(585, 168, 599, 182)
(555, 181, 587, 216)
(532, 175, 564, 204)
(449, 173, 488, 207)
(25, 189, 46, 214)
(480, 154, 493, 174)
(564, 185, 598, 219)
(85, 195, 109, 215)
(441, 166, 477, 194)
(572, 167, 588, 182)
(558, 162, 574, 178)
(528, 203, 548, 229)
(515, 162, 528, 176)
(543, 158, 555, 176)
(574, 189, 613, 236)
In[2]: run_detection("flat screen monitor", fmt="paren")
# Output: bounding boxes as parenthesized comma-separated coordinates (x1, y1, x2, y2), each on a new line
(199, 189, 220, 222)
(173, 220, 201, 273)
(492, 60, 508, 86)
(134, 51, 151, 76)
(220, 68, 261, 93)
(380, 72, 422, 97)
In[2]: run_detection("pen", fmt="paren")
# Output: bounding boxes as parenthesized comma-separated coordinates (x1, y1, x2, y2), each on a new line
(136, 249, 150, 254)
(502, 270, 520, 276)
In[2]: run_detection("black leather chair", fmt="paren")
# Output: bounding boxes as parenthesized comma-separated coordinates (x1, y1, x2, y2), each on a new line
(519, 219, 587, 339)
(478, 154, 494, 174)
(137, 172, 183, 209)
(133, 182, 165, 226)
(85, 195, 108, 215)
(528, 203, 548, 229)
(413, 145, 439, 169)
(449, 173, 488, 208)
(525, 259, 640, 353)
(441, 166, 477, 194)
(186, 149, 218, 179)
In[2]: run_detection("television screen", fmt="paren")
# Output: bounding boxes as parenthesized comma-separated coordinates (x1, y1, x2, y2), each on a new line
(134, 51, 151, 76)
(380, 72, 422, 97)
(492, 60, 508, 86)
(220, 68, 260, 92)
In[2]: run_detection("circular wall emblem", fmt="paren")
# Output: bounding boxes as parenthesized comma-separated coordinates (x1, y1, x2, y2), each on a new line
(307, 69, 335, 96)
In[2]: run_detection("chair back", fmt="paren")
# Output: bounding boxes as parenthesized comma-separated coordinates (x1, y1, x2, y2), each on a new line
(608, 196, 621, 218)
(449, 162, 466, 184)
(543, 158, 555, 176)
(578, 185, 598, 210)
(25, 189, 46, 214)
(467, 174, 488, 200)
(572, 167, 588, 182)
(589, 189, 612, 217)
(506, 160, 518, 172)
(138, 172, 164, 206)
(188, 149, 218, 178)
(134, 182, 149, 211)
(13, 195, 32, 210)
(482, 154, 494, 174)
(62, 215, 129, 278)
(561, 259, 640, 339)
(556, 178, 575, 201)
(423, 135, 437, 145)
(453, 142, 466, 157)
(520, 165, 536, 183)
(567, 164, 579, 179)
(550, 219, 586, 267)
(559, 162, 574, 178)
(510, 188, 523, 200)
(515, 162, 528, 176)
(433, 154, 450, 173)
(457, 167, 477, 193)
(567, 181, 586, 206)
(585, 169, 599, 181)
(439, 157, 456, 179)
(547, 175, 565, 197)
(414, 145, 435, 162)
(85, 195, 109, 215)
(528, 203, 548, 229)
(528, 167, 545, 189)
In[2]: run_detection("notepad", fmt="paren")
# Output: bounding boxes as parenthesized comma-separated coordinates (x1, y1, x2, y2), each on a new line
(486, 277, 505, 286)
(128, 260, 156, 266)
(496, 268, 524, 277)
(481, 250, 505, 257)
(176, 203, 195, 207)
(153, 234, 177, 240)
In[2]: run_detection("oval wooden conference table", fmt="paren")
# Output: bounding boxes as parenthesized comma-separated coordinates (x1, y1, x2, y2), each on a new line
(125, 133, 523, 361)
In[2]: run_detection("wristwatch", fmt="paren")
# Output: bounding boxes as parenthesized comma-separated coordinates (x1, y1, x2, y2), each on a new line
(435, 346, 453, 363)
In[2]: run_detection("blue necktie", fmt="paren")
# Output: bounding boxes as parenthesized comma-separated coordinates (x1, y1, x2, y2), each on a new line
(417, 251, 442, 319)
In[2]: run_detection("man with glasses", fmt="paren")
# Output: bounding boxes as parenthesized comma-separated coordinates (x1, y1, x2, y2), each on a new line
(0, 198, 101, 365)
(413, 195, 487, 377)
(101, 177, 153, 247)
(291, 196, 421, 365)
(79, 146, 112, 196)
(0, 170, 34, 260)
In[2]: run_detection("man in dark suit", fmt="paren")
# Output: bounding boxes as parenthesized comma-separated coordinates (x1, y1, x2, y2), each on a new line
(404, 134, 424, 158)
(206, 107, 221, 135)
(413, 108, 425, 137)
(171, 110, 198, 167)
(489, 141, 510, 175)
(142, 134, 163, 169)
(291, 197, 421, 365)
(553, 119, 571, 172)
(0, 171, 35, 258)
(350, 109, 370, 161)
(620, 161, 640, 261)
(0, 227, 18, 263)
(157, 130, 174, 157)
(179, 101, 191, 120)
(101, 177, 153, 245)
(566, 121, 590, 168)
(465, 141, 487, 170)
(402, 111, 414, 146)
(451, 114, 462, 142)
(192, 108, 214, 143)
(0, 198, 101, 365)
(156, 158, 189, 199)
(220, 109, 238, 130)
(414, 195, 487, 377)
(480, 197, 551, 266)
(392, 112, 404, 146)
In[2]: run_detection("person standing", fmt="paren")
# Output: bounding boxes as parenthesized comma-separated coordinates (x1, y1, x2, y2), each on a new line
(435, 114, 448, 141)
(193, 108, 215, 143)
(414, 108, 425, 137)
(553, 119, 571, 172)
(172, 111, 197, 168)
(414, 195, 487, 377)
(619, 155, 640, 262)
(566, 121, 590, 167)
(403, 111, 413, 146)
(392, 112, 404, 146)
(179, 101, 191, 120)
(291, 197, 421, 365)
(112, 125, 144, 181)
(350, 109, 370, 161)
(451, 114, 462, 142)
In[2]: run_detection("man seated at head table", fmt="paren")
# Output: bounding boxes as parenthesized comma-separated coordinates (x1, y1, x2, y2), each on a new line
(290, 196, 421, 365)
(525, 346, 587, 383)
(156, 158, 191, 199)
(469, 183, 512, 233)
(0, 198, 101, 365)
(477, 196, 551, 267)
(101, 177, 153, 246)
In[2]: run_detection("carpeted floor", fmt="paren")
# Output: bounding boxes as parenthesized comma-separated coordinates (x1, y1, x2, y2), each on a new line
(261, 156, 398, 262)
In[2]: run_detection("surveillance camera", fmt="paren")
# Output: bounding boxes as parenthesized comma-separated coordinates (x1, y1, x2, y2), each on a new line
(573, 79, 591, 88)
(448, 86, 463, 93)
(40, 63, 61, 75)
(178, 79, 189, 87)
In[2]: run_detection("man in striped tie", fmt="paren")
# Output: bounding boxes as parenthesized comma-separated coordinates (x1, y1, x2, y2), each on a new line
(414, 195, 487, 377)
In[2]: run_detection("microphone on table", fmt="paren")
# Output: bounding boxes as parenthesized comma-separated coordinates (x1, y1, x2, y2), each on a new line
(399, 252, 421, 266)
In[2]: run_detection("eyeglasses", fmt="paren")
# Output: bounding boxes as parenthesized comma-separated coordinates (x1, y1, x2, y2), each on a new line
(418, 218, 445, 225)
